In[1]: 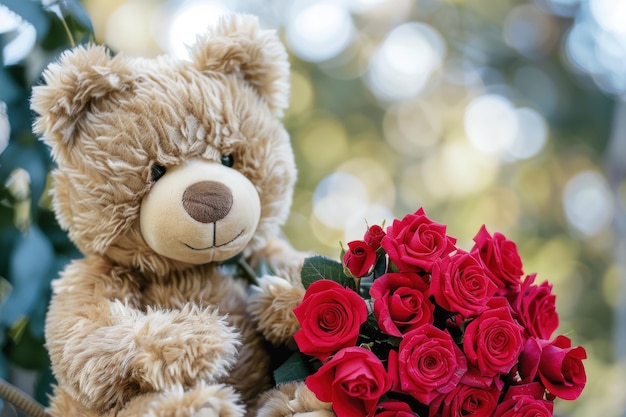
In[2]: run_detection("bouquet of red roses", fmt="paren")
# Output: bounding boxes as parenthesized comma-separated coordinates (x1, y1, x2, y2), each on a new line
(274, 207, 587, 417)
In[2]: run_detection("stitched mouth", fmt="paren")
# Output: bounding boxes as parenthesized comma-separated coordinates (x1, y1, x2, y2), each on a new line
(183, 228, 245, 251)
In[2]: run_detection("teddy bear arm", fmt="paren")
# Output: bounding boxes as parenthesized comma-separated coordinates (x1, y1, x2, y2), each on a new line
(251, 237, 309, 287)
(47, 284, 242, 412)
(46, 292, 152, 412)
(246, 237, 309, 346)
(255, 382, 334, 417)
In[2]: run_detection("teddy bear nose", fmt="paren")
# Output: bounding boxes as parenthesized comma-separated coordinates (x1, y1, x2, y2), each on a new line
(182, 181, 233, 223)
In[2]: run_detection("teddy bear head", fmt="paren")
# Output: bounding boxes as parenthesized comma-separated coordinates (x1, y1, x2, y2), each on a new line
(31, 14, 295, 271)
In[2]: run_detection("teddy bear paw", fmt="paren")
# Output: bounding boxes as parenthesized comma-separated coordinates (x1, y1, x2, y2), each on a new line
(191, 395, 245, 417)
(247, 276, 305, 346)
(192, 408, 219, 417)
(255, 382, 333, 417)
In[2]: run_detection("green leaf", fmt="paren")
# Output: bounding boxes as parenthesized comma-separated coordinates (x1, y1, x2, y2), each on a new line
(0, 225, 55, 326)
(0, 68, 22, 102)
(34, 365, 55, 406)
(366, 313, 379, 329)
(0, 330, 6, 379)
(62, 0, 94, 36)
(273, 352, 310, 385)
(7, 324, 49, 370)
(372, 253, 388, 280)
(301, 255, 348, 289)
(0, 276, 11, 305)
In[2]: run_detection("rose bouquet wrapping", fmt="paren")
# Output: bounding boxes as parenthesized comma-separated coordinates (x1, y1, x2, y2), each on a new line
(274, 207, 587, 417)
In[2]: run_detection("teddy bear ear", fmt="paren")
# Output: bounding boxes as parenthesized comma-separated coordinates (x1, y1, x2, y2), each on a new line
(31, 44, 132, 152)
(189, 14, 290, 118)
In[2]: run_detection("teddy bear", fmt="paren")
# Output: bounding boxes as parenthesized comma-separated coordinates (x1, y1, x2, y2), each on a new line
(31, 13, 332, 417)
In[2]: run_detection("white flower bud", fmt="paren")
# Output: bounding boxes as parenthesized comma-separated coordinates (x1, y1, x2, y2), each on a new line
(6, 168, 31, 200)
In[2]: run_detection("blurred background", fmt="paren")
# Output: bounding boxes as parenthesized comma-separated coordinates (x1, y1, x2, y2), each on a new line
(1, 0, 625, 416)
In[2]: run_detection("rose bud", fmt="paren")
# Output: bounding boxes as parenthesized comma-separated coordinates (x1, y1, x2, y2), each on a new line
(343, 240, 377, 278)
(518, 335, 587, 400)
(364, 224, 386, 250)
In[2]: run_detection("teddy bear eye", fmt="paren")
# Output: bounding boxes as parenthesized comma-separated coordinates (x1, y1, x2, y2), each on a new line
(150, 164, 167, 182)
(220, 154, 234, 168)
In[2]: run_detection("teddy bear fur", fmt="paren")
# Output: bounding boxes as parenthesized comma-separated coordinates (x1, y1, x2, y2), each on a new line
(31, 14, 329, 417)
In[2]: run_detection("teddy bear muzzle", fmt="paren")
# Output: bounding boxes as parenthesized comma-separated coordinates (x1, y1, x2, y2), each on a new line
(140, 159, 261, 264)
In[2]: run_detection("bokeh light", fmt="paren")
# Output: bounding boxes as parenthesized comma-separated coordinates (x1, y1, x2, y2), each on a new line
(590, 0, 626, 36)
(507, 107, 548, 160)
(539, 0, 581, 17)
(313, 172, 369, 231)
(347, 0, 388, 14)
(106, 1, 158, 56)
(563, 170, 614, 237)
(504, 4, 558, 58)
(464, 94, 518, 155)
(464, 94, 547, 160)
(286, 0, 354, 63)
(156, 0, 231, 59)
(297, 117, 349, 172)
(366, 22, 446, 101)
(420, 140, 500, 199)
(564, 0, 626, 94)
(383, 99, 443, 156)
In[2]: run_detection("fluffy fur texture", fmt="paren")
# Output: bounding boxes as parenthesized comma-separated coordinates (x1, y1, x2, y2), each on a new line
(32, 14, 328, 417)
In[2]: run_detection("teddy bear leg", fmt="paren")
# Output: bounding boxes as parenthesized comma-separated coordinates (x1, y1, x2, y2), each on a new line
(255, 382, 334, 417)
(46, 383, 246, 417)
(46, 385, 100, 417)
(116, 382, 246, 417)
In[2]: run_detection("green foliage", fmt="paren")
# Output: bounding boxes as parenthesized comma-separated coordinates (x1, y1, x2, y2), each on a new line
(273, 352, 310, 385)
(301, 255, 356, 291)
(0, 0, 93, 405)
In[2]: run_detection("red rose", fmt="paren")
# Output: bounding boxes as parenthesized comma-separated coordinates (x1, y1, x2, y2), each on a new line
(293, 280, 368, 361)
(381, 208, 457, 273)
(369, 272, 434, 337)
(306, 347, 392, 417)
(470, 225, 523, 297)
(344, 240, 377, 278)
(492, 394, 553, 417)
(502, 382, 546, 401)
(430, 251, 497, 319)
(429, 383, 501, 417)
(364, 224, 386, 251)
(388, 324, 467, 405)
(463, 298, 524, 378)
(518, 335, 587, 400)
(513, 273, 558, 340)
(371, 400, 419, 417)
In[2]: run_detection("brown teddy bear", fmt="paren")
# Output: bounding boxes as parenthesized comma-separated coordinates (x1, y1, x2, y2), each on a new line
(31, 13, 331, 417)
